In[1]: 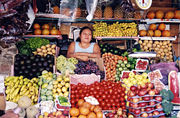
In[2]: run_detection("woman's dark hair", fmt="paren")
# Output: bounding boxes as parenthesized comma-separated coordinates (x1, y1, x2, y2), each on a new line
(76, 26, 96, 42)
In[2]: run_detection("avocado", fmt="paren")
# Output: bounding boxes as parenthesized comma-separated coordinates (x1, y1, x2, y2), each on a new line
(43, 62, 48, 67)
(26, 65, 31, 69)
(25, 59, 31, 65)
(21, 66, 26, 70)
(40, 57, 45, 62)
(34, 58, 39, 62)
(20, 60, 25, 65)
(38, 62, 43, 67)
(30, 55, 35, 60)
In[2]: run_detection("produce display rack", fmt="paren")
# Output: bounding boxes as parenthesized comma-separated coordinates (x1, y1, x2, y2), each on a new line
(23, 35, 62, 39)
(139, 36, 177, 41)
(140, 19, 180, 24)
(96, 36, 139, 41)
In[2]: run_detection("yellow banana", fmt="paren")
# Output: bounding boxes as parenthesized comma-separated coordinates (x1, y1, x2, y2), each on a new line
(35, 88, 38, 95)
(20, 85, 26, 91)
(6, 94, 10, 101)
(27, 83, 32, 88)
(10, 87, 15, 94)
(5, 89, 11, 94)
(27, 94, 31, 98)
(24, 91, 29, 96)
(12, 88, 20, 98)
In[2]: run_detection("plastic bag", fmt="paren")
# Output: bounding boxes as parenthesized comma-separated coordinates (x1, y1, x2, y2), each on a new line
(150, 62, 178, 85)
(59, 0, 78, 21)
(85, 0, 98, 21)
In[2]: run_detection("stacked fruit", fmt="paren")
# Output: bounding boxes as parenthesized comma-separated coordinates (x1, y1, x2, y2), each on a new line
(104, 108, 127, 118)
(39, 71, 56, 101)
(4, 76, 39, 104)
(70, 81, 126, 110)
(14, 54, 54, 79)
(52, 75, 70, 99)
(147, 10, 180, 19)
(102, 53, 126, 81)
(33, 44, 56, 56)
(93, 22, 137, 37)
(139, 23, 170, 37)
(122, 72, 150, 88)
(127, 83, 165, 117)
(38, 110, 69, 118)
(69, 99, 103, 118)
(115, 57, 137, 81)
(56, 55, 78, 74)
(33, 23, 61, 35)
(138, 40, 173, 61)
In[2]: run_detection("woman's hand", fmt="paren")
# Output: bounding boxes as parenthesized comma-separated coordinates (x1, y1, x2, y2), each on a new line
(1, 111, 18, 118)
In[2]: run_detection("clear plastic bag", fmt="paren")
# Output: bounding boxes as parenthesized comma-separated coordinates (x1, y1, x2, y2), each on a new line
(85, 0, 98, 21)
(59, 0, 79, 21)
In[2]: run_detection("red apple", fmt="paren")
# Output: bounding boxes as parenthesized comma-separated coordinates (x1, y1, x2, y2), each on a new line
(138, 102, 147, 107)
(132, 103, 139, 108)
(141, 113, 148, 117)
(145, 107, 152, 112)
(143, 96, 150, 101)
(155, 89, 160, 95)
(160, 111, 164, 114)
(130, 86, 137, 91)
(141, 84, 148, 89)
(48, 113, 54, 117)
(134, 109, 141, 115)
(137, 85, 141, 90)
(153, 111, 160, 116)
(141, 108, 145, 112)
(149, 101, 156, 106)
(138, 89, 148, 96)
(133, 98, 140, 103)
(155, 96, 162, 102)
(147, 82, 154, 89)
(148, 113, 153, 117)
(156, 104, 162, 109)
(149, 89, 156, 96)
(129, 91, 136, 97)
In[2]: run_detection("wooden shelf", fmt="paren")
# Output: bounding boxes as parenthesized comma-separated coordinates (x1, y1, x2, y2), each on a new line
(23, 35, 62, 39)
(141, 19, 180, 24)
(96, 36, 139, 41)
(139, 36, 177, 41)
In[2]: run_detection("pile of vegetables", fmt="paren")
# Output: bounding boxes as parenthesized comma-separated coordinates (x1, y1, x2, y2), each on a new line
(99, 43, 123, 55)
(16, 37, 50, 55)
(56, 55, 78, 74)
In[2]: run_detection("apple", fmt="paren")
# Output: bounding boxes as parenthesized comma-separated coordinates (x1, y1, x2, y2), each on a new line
(129, 91, 136, 97)
(155, 96, 162, 102)
(159, 111, 164, 114)
(148, 89, 155, 96)
(154, 89, 160, 95)
(130, 86, 137, 91)
(141, 108, 145, 112)
(156, 104, 162, 109)
(132, 103, 138, 108)
(143, 96, 150, 101)
(63, 110, 69, 116)
(56, 111, 62, 116)
(141, 113, 148, 117)
(145, 107, 152, 112)
(129, 103, 133, 107)
(134, 109, 141, 115)
(139, 102, 147, 107)
(149, 101, 156, 106)
(132, 98, 140, 103)
(153, 111, 160, 116)
(138, 89, 148, 96)
(147, 82, 154, 89)
(141, 84, 148, 89)
(148, 113, 153, 117)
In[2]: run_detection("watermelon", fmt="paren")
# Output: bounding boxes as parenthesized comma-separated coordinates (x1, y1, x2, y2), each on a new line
(168, 71, 180, 104)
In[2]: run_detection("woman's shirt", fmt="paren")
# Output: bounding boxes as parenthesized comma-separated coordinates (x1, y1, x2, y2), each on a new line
(74, 42, 95, 53)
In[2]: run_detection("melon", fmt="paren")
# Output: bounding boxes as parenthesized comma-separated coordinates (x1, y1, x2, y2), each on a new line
(156, 10, 164, 19)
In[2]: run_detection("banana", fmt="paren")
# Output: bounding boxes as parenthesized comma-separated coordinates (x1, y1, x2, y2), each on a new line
(30, 91, 34, 95)
(35, 88, 38, 95)
(10, 87, 15, 94)
(24, 91, 29, 96)
(12, 88, 20, 98)
(6, 94, 10, 101)
(20, 85, 26, 91)
(27, 83, 32, 88)
(5, 89, 11, 94)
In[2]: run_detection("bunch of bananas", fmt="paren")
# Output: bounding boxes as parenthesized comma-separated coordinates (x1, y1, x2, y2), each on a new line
(4, 76, 39, 104)
(93, 22, 138, 37)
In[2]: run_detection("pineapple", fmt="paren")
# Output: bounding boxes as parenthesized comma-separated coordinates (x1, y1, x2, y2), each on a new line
(124, 11, 134, 19)
(103, 6, 113, 19)
(114, 6, 124, 19)
(134, 11, 142, 19)
(94, 6, 102, 18)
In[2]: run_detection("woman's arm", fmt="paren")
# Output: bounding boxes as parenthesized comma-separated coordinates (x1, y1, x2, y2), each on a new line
(0, 93, 6, 111)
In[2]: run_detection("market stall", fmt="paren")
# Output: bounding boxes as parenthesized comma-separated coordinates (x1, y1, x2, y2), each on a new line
(0, 0, 180, 118)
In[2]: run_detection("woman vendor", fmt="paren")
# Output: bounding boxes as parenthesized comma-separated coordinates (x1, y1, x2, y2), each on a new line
(67, 26, 101, 61)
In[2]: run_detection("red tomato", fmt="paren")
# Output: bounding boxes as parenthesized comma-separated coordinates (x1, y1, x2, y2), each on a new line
(99, 91, 103, 95)
(104, 91, 108, 95)
(71, 99, 75, 104)
(115, 99, 119, 103)
(120, 97, 125, 102)
(102, 95, 106, 99)
(121, 102, 126, 106)
(105, 99, 109, 103)
(74, 90, 78, 94)
(114, 91, 118, 95)
(95, 94, 100, 98)
(110, 99, 114, 103)
(76, 94, 80, 99)
(117, 94, 121, 98)
(80, 94, 84, 98)
(112, 107, 116, 110)
(101, 101, 106, 107)
(117, 103, 121, 107)
(98, 98, 103, 102)
(121, 93, 125, 97)
(107, 94, 111, 99)
(71, 94, 75, 99)
(93, 91, 98, 95)
(107, 103, 111, 107)
(122, 106, 126, 110)
(112, 95, 116, 100)
(85, 93, 90, 97)
(112, 103, 116, 107)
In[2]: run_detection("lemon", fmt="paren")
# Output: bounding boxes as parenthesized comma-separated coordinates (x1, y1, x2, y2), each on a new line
(65, 83, 70, 88)
(62, 87, 67, 92)
(42, 83, 48, 89)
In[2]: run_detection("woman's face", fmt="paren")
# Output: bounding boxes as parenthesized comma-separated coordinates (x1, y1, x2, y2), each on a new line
(80, 29, 92, 43)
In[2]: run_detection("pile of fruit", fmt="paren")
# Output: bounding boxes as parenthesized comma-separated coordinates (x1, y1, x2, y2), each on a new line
(14, 54, 54, 78)
(33, 23, 61, 35)
(93, 22, 138, 37)
(139, 23, 170, 37)
(39, 71, 56, 101)
(38, 110, 69, 118)
(104, 108, 127, 118)
(70, 81, 126, 110)
(74, 60, 105, 79)
(122, 72, 150, 88)
(102, 53, 126, 81)
(139, 40, 173, 61)
(135, 59, 149, 71)
(127, 83, 165, 117)
(69, 99, 103, 118)
(99, 43, 122, 55)
(115, 57, 137, 81)
(4, 76, 39, 104)
(147, 10, 180, 19)
(55, 96, 70, 109)
(56, 55, 78, 74)
(52, 75, 70, 99)
(33, 44, 56, 56)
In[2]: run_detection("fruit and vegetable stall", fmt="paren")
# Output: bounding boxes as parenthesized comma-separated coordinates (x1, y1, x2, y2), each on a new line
(0, 0, 180, 118)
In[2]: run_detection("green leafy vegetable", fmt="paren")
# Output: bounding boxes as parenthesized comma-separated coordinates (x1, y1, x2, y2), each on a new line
(58, 96, 68, 103)
(162, 100, 173, 115)
(160, 89, 174, 101)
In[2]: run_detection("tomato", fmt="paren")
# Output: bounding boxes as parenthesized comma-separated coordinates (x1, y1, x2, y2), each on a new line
(120, 97, 125, 102)
(95, 94, 100, 98)
(110, 99, 114, 103)
(98, 98, 103, 102)
(71, 90, 75, 94)
(80, 94, 84, 98)
(115, 99, 119, 103)
(122, 106, 126, 110)
(117, 94, 121, 98)
(107, 103, 111, 107)
(117, 103, 121, 107)
(112, 95, 116, 100)
(93, 91, 98, 95)
(105, 99, 109, 103)
(75, 90, 78, 94)
(71, 99, 75, 104)
(79, 89, 83, 93)
(89, 92, 93, 95)
(114, 91, 118, 95)
(112, 107, 116, 110)
(107, 94, 111, 99)
(112, 103, 116, 107)
(102, 95, 106, 99)
(122, 87, 126, 92)
(121, 102, 126, 106)
(99, 91, 103, 95)
(104, 91, 108, 95)
(104, 106, 108, 110)
(71, 94, 75, 99)
(76, 94, 80, 98)
(121, 93, 125, 97)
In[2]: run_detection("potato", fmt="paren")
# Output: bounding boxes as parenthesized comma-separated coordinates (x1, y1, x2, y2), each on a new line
(33, 52, 37, 55)
(47, 48, 52, 52)
(46, 44, 51, 48)
(51, 44, 56, 49)
(153, 44, 156, 47)
(157, 45, 160, 48)
(52, 49, 56, 54)
(154, 41, 159, 44)
(168, 47, 172, 51)
(139, 40, 143, 44)
(161, 52, 165, 56)
(157, 54, 160, 57)
(142, 42, 146, 46)
(42, 50, 47, 53)
(144, 46, 148, 50)
(159, 42, 163, 46)
(168, 43, 172, 46)
(163, 41, 167, 45)
(149, 40, 153, 44)
(47, 52, 53, 55)
(144, 40, 148, 43)
(37, 52, 43, 56)
(167, 40, 170, 43)
(41, 46, 46, 50)
(147, 43, 152, 48)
